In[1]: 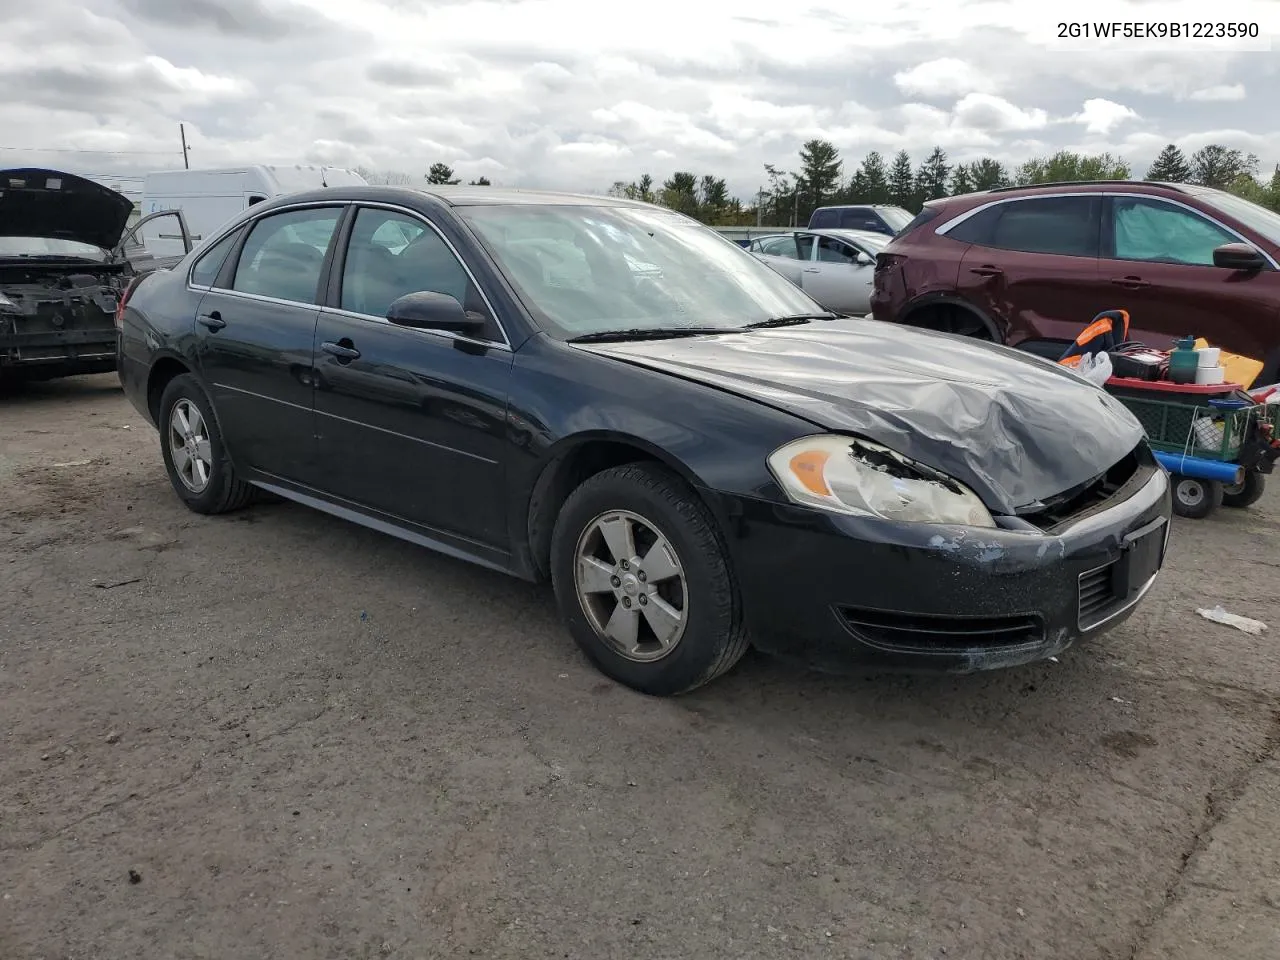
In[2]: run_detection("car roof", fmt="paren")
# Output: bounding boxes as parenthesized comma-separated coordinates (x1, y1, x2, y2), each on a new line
(260, 183, 656, 210)
(929, 180, 1195, 211)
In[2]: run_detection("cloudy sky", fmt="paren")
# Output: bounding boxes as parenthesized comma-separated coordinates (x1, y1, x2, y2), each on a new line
(2, 0, 1277, 199)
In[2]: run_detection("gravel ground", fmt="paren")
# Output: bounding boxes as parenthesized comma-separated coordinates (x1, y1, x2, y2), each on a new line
(2, 374, 1278, 960)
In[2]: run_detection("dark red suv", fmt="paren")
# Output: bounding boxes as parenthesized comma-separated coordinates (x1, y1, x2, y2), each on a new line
(870, 181, 1280, 385)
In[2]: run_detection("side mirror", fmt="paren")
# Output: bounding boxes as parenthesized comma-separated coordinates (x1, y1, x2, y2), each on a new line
(856, 252, 875, 266)
(387, 291, 486, 335)
(1212, 242, 1266, 272)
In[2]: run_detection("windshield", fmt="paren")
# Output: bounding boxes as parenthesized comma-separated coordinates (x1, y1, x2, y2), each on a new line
(1185, 186, 1280, 247)
(459, 203, 822, 338)
(0, 237, 107, 260)
(877, 207, 914, 232)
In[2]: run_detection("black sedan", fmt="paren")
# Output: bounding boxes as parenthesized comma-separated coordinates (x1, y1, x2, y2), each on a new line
(117, 185, 1172, 696)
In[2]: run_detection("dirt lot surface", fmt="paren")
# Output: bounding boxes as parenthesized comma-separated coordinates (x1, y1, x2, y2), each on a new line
(2, 374, 1278, 960)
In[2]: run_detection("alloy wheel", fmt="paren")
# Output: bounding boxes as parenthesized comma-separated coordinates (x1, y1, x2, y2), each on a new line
(169, 398, 213, 494)
(573, 509, 688, 662)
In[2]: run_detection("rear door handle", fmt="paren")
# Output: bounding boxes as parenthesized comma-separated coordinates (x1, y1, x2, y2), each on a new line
(802, 267, 820, 274)
(1110, 276, 1151, 289)
(321, 340, 360, 361)
(196, 310, 225, 331)
(969, 265, 1003, 277)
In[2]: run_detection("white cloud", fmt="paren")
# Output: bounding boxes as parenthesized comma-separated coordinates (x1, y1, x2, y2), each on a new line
(1071, 98, 1139, 135)
(0, 0, 1270, 202)
(952, 94, 1048, 133)
(894, 59, 995, 99)
(1187, 84, 1247, 102)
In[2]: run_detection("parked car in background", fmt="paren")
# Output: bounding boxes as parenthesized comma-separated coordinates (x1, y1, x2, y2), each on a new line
(871, 181, 1280, 385)
(119, 185, 1169, 696)
(808, 204, 915, 236)
(747, 228, 889, 315)
(138, 164, 367, 259)
(0, 168, 191, 383)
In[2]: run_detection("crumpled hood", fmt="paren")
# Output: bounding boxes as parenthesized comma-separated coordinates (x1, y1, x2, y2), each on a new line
(577, 319, 1146, 515)
(0, 168, 133, 251)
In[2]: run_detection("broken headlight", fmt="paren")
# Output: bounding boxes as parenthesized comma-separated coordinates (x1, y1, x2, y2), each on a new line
(767, 435, 995, 527)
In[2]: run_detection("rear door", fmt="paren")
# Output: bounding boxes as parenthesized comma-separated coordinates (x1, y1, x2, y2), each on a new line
(192, 203, 346, 484)
(1098, 195, 1280, 361)
(948, 195, 1103, 345)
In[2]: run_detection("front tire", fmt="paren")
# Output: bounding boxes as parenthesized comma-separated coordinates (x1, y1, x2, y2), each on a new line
(158, 373, 255, 515)
(1171, 474, 1222, 519)
(1222, 471, 1266, 509)
(549, 463, 749, 696)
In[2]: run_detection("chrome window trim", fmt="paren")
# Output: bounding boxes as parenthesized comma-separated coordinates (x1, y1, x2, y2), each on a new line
(186, 199, 514, 349)
(933, 190, 1279, 269)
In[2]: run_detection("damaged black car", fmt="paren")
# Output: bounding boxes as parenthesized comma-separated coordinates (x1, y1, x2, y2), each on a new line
(117, 185, 1173, 696)
(0, 168, 191, 383)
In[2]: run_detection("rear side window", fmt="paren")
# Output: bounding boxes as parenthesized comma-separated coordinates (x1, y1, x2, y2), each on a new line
(233, 208, 341, 303)
(948, 196, 1100, 257)
(838, 210, 881, 231)
(189, 229, 240, 287)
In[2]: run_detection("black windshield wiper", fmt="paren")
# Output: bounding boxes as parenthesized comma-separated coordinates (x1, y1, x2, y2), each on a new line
(566, 326, 734, 344)
(743, 313, 838, 329)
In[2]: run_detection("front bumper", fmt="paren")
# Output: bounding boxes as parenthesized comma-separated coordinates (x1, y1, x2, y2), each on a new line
(0, 323, 117, 371)
(709, 466, 1172, 673)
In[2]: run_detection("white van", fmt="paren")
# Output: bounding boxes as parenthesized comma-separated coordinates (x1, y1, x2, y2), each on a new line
(139, 164, 368, 258)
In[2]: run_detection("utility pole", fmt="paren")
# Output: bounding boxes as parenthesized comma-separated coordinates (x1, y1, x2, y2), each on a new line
(179, 123, 189, 169)
(756, 187, 765, 226)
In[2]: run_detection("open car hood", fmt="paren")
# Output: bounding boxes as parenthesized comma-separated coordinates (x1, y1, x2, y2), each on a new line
(0, 168, 133, 252)
(576, 319, 1146, 515)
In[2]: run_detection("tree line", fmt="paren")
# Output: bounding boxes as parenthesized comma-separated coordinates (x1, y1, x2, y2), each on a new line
(357, 142, 1280, 227)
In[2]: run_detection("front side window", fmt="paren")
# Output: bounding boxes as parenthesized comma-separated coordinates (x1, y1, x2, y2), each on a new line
(459, 203, 820, 338)
(340, 208, 488, 327)
(817, 236, 858, 264)
(190, 229, 240, 287)
(1112, 197, 1238, 266)
(949, 196, 1100, 257)
(760, 236, 800, 258)
(232, 208, 340, 303)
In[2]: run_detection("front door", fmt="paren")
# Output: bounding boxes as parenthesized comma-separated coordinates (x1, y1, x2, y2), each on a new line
(311, 205, 513, 548)
(800, 235, 875, 314)
(1098, 195, 1280, 363)
(193, 204, 345, 484)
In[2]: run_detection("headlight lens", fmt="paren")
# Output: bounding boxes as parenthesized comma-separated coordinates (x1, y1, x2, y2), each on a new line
(767, 434, 996, 527)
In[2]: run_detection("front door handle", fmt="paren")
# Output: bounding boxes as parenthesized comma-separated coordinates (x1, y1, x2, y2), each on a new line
(321, 340, 360, 361)
(969, 265, 1003, 277)
(1110, 276, 1151, 289)
(802, 267, 820, 274)
(197, 310, 225, 331)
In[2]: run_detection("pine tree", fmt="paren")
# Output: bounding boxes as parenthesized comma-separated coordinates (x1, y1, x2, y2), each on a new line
(969, 157, 1010, 191)
(859, 152, 890, 204)
(888, 150, 915, 209)
(949, 163, 973, 196)
(915, 146, 950, 204)
(1145, 144, 1191, 182)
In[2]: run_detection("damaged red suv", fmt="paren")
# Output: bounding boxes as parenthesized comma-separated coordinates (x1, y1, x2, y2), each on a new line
(870, 181, 1280, 385)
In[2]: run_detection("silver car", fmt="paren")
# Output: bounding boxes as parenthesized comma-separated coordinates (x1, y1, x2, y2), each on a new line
(745, 228, 889, 316)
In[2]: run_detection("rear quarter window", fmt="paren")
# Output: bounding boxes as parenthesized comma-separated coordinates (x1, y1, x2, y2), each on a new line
(808, 209, 838, 228)
(894, 208, 941, 238)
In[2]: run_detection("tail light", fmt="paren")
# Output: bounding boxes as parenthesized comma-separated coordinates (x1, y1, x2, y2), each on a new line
(114, 274, 145, 330)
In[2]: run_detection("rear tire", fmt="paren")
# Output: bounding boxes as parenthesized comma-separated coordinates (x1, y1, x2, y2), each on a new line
(1222, 471, 1266, 509)
(549, 462, 749, 696)
(1170, 475, 1222, 519)
(158, 374, 255, 515)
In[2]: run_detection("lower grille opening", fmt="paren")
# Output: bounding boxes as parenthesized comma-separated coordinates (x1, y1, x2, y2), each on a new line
(1078, 563, 1121, 628)
(836, 606, 1046, 655)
